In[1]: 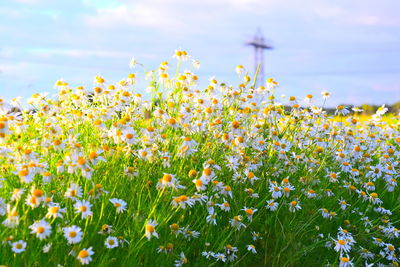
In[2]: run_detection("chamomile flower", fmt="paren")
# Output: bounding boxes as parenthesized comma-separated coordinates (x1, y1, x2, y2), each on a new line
(0, 198, 5, 216)
(74, 200, 93, 219)
(321, 91, 330, 100)
(334, 238, 352, 253)
(181, 226, 200, 240)
(65, 183, 82, 200)
(218, 199, 231, 212)
(214, 253, 227, 262)
(359, 247, 374, 260)
(11, 188, 25, 201)
(266, 199, 279, 211)
(192, 59, 201, 69)
(288, 200, 301, 212)
(63, 225, 83, 244)
(245, 188, 259, 198)
(171, 195, 194, 209)
(335, 105, 350, 116)
(220, 185, 233, 198)
(224, 244, 238, 262)
(16, 167, 35, 183)
(77, 247, 94, 265)
(368, 192, 382, 205)
(244, 170, 259, 184)
(242, 207, 257, 221)
(129, 56, 138, 68)
(2, 205, 19, 228)
(339, 256, 354, 267)
(246, 244, 257, 254)
(229, 215, 246, 230)
(170, 223, 180, 236)
(236, 65, 245, 75)
(157, 173, 185, 190)
(319, 208, 332, 219)
(352, 106, 363, 113)
(173, 50, 189, 61)
(282, 184, 295, 197)
(338, 199, 350, 210)
(105, 236, 119, 248)
(145, 220, 158, 240)
(251, 231, 262, 241)
(0, 49, 398, 267)
(29, 219, 52, 240)
(26, 188, 44, 208)
(193, 178, 208, 191)
(11, 240, 27, 253)
(110, 198, 127, 213)
(200, 168, 216, 182)
(45, 203, 66, 219)
(206, 213, 217, 225)
(175, 252, 188, 267)
(269, 183, 282, 199)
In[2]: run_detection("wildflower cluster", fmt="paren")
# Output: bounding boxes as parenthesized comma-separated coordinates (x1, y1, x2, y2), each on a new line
(0, 50, 399, 266)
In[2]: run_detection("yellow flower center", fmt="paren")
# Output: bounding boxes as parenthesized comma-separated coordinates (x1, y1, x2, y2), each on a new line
(203, 168, 212, 176)
(79, 250, 89, 258)
(77, 157, 86, 165)
(18, 169, 29, 177)
(69, 231, 77, 238)
(170, 224, 179, 231)
(340, 257, 349, 262)
(168, 118, 177, 125)
(245, 209, 253, 215)
(49, 207, 59, 214)
(146, 225, 154, 233)
(162, 174, 172, 183)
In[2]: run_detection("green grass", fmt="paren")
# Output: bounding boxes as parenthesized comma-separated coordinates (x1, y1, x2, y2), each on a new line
(0, 55, 399, 266)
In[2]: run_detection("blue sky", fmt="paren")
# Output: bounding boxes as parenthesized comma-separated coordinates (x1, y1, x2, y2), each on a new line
(0, 0, 399, 107)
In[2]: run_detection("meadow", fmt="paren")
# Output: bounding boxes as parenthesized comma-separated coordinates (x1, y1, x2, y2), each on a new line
(0, 51, 399, 266)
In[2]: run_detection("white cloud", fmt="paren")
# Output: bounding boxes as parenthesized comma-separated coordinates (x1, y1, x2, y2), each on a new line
(310, 1, 400, 26)
(0, 47, 17, 57)
(13, 0, 45, 4)
(371, 83, 400, 94)
(350, 14, 400, 26)
(84, 3, 185, 32)
(0, 61, 36, 79)
(83, 0, 283, 33)
(28, 48, 132, 59)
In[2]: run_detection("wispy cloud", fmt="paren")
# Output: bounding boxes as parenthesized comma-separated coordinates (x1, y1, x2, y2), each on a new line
(0, 61, 37, 80)
(13, 0, 44, 4)
(83, 0, 280, 34)
(310, 1, 400, 26)
(27, 48, 132, 59)
(1, 0, 399, 106)
(84, 3, 186, 32)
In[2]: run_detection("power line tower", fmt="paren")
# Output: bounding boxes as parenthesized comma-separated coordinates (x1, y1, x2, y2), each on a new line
(245, 28, 273, 86)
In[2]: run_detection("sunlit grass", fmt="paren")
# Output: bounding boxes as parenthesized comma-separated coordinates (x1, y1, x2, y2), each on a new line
(0, 50, 399, 266)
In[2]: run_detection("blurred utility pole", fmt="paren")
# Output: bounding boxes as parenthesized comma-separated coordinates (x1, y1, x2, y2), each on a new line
(245, 28, 273, 86)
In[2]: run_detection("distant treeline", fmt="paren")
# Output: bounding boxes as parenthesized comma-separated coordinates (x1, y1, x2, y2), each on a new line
(6, 98, 400, 116)
(324, 102, 400, 115)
